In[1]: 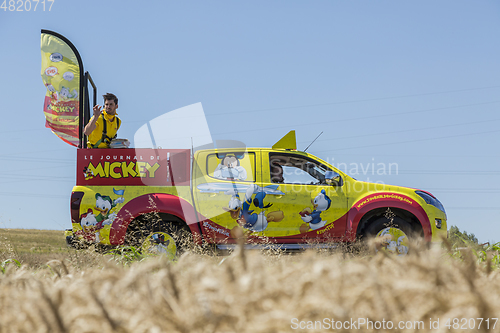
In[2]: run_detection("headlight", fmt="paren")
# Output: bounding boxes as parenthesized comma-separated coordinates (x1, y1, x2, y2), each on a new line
(415, 190, 446, 214)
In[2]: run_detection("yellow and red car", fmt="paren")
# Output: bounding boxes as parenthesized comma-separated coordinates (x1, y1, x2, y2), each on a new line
(67, 131, 447, 255)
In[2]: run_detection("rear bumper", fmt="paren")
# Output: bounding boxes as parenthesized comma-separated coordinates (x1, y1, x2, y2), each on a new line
(65, 229, 84, 249)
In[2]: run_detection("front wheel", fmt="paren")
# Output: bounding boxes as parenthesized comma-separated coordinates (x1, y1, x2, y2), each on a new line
(363, 216, 413, 255)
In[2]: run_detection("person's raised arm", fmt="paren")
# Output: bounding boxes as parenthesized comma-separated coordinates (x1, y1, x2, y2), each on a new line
(84, 105, 102, 135)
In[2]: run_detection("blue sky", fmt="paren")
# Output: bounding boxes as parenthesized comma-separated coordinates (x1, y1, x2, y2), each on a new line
(0, 1, 499, 243)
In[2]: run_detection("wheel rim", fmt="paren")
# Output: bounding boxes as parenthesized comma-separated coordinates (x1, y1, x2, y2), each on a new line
(375, 227, 409, 255)
(141, 232, 177, 260)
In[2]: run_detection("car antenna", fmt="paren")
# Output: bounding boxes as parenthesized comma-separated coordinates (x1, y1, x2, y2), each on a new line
(304, 131, 323, 152)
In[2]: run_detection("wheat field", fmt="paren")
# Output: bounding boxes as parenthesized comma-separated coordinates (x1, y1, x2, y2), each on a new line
(1, 230, 500, 332)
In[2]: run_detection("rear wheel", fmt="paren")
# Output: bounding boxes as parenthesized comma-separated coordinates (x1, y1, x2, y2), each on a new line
(141, 231, 178, 260)
(363, 216, 413, 255)
(124, 213, 191, 258)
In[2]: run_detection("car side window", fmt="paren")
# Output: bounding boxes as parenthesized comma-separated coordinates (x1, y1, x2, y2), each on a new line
(207, 152, 256, 182)
(269, 153, 334, 185)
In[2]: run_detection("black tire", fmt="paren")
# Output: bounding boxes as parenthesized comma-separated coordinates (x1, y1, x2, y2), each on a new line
(363, 216, 413, 255)
(124, 213, 191, 257)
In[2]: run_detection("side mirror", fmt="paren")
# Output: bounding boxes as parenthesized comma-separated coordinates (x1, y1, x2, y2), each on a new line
(325, 171, 341, 186)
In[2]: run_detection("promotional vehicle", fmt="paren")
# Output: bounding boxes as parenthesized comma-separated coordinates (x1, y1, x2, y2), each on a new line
(66, 131, 447, 255)
(38, 29, 446, 256)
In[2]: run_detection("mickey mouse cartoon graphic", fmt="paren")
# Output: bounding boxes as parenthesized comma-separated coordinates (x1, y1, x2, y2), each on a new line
(213, 153, 248, 181)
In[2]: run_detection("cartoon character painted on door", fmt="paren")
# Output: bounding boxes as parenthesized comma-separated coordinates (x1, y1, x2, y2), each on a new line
(223, 184, 285, 238)
(299, 189, 332, 233)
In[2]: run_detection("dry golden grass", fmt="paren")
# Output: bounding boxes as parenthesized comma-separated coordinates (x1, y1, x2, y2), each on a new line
(0, 228, 66, 253)
(0, 228, 106, 270)
(1, 231, 500, 332)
